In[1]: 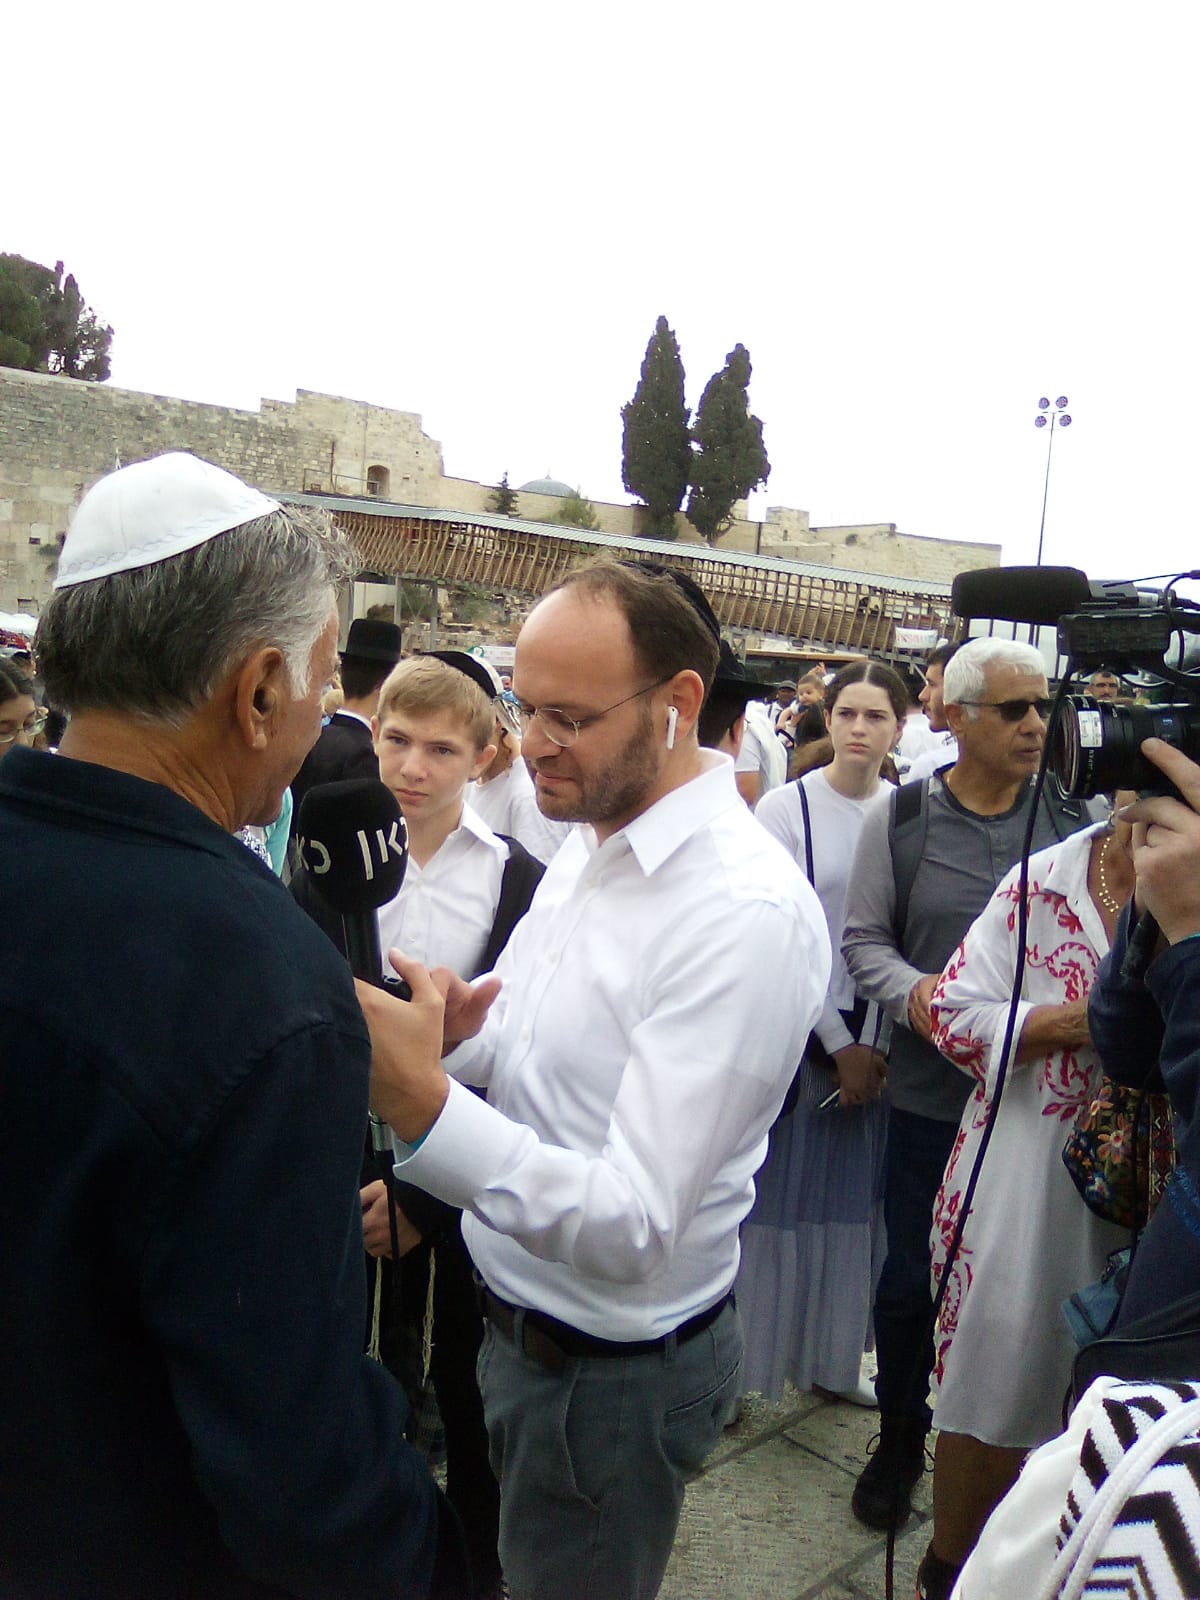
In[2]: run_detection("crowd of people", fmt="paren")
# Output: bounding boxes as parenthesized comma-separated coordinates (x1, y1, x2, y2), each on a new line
(4, 449, 1199, 1600)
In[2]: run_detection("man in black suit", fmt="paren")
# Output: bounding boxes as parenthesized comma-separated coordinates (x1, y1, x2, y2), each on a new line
(290, 616, 402, 831)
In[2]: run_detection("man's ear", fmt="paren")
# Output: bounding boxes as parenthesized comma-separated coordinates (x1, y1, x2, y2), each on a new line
(233, 647, 287, 750)
(944, 702, 968, 740)
(668, 669, 707, 737)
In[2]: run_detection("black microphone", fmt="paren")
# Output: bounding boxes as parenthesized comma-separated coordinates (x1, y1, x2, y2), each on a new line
(297, 778, 410, 1261)
(297, 779, 408, 985)
(951, 565, 1092, 625)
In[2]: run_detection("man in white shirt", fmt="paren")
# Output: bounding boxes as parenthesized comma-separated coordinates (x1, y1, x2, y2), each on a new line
(734, 695, 788, 805)
(359, 560, 831, 1600)
(901, 642, 960, 784)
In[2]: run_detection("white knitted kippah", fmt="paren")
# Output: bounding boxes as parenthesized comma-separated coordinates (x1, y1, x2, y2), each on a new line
(55, 452, 281, 588)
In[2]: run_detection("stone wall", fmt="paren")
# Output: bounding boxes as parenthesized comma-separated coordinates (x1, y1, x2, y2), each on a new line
(0, 369, 449, 609)
(0, 365, 997, 611)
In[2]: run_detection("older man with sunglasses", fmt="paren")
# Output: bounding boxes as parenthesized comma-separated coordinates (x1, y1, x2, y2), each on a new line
(840, 637, 1100, 1555)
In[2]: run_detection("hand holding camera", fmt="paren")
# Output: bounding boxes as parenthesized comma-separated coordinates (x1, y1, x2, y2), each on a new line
(1119, 739, 1200, 946)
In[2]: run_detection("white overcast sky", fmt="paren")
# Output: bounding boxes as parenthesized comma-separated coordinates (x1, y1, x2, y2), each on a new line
(6, 1, 1199, 586)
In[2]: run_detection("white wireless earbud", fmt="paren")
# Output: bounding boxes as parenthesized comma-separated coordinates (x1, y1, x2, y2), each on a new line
(665, 706, 679, 750)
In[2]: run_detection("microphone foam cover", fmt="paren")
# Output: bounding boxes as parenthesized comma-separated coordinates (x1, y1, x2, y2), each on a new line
(297, 779, 408, 914)
(951, 565, 1091, 625)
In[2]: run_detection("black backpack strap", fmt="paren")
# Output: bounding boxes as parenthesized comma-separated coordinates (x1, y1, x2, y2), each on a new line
(475, 836, 544, 977)
(796, 779, 815, 887)
(888, 776, 930, 943)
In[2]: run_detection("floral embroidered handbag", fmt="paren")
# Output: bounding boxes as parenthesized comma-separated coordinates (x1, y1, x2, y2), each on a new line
(1061, 1078, 1176, 1232)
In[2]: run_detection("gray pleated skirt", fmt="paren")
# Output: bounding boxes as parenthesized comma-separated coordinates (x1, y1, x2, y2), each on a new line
(736, 1055, 888, 1398)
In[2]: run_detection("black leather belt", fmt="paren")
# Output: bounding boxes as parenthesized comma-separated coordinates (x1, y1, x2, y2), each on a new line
(479, 1284, 733, 1376)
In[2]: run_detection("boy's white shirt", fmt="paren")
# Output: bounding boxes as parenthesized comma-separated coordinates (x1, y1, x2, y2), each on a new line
(376, 800, 507, 980)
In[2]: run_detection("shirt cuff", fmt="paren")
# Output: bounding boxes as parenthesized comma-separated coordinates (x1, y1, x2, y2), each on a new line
(393, 1077, 525, 1209)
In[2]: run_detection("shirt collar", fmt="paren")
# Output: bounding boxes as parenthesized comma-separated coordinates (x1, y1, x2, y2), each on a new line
(410, 800, 508, 876)
(333, 708, 373, 731)
(458, 799, 508, 855)
(585, 750, 742, 877)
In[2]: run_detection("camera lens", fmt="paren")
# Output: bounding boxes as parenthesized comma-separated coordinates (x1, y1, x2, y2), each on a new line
(1050, 693, 1200, 799)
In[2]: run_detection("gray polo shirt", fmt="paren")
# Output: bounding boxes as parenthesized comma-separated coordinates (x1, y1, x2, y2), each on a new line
(842, 772, 1088, 1122)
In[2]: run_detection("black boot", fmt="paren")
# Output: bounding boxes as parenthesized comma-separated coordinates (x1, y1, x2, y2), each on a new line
(850, 1413, 929, 1531)
(915, 1543, 962, 1600)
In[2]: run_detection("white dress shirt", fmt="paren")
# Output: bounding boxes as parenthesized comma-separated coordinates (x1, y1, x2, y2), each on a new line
(376, 802, 507, 980)
(734, 703, 787, 793)
(396, 752, 831, 1340)
(901, 733, 958, 785)
(469, 757, 573, 866)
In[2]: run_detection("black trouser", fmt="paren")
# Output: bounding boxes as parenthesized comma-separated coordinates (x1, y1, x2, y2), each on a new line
(400, 1225, 502, 1598)
(873, 1105, 959, 1425)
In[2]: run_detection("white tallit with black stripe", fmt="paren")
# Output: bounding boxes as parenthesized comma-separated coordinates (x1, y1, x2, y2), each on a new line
(955, 1378, 1200, 1600)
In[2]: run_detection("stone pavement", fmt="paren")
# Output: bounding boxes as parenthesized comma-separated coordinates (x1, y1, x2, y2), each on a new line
(660, 1385, 933, 1600)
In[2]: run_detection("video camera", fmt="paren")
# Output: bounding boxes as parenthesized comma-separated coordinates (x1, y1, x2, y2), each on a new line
(951, 564, 1200, 799)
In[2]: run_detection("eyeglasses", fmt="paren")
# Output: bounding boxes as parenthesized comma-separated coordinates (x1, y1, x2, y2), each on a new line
(0, 714, 47, 745)
(513, 675, 673, 748)
(957, 698, 1053, 723)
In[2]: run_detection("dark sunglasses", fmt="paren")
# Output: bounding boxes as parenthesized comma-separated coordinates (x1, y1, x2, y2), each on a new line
(958, 697, 1053, 723)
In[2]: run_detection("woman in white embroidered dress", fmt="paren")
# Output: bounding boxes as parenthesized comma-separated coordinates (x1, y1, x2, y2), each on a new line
(917, 803, 1135, 1596)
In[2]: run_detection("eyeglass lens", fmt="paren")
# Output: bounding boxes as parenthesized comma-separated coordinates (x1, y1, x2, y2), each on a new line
(994, 698, 1052, 722)
(517, 706, 578, 747)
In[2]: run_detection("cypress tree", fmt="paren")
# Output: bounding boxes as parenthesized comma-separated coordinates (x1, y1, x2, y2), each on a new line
(686, 344, 770, 545)
(487, 471, 519, 516)
(621, 316, 691, 540)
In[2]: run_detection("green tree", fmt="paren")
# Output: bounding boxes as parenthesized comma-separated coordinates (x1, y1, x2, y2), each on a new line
(0, 254, 113, 380)
(686, 344, 770, 545)
(621, 315, 691, 540)
(0, 268, 48, 370)
(542, 489, 600, 530)
(487, 471, 519, 516)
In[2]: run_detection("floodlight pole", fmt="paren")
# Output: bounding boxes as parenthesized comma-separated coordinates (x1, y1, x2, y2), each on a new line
(1034, 396, 1072, 567)
(1035, 412, 1060, 569)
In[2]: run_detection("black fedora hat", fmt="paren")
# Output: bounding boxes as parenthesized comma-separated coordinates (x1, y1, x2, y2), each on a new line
(707, 641, 762, 707)
(342, 618, 403, 664)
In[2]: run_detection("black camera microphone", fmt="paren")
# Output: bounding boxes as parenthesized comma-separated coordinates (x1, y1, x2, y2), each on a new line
(297, 779, 408, 986)
(951, 565, 1092, 625)
(297, 779, 410, 1253)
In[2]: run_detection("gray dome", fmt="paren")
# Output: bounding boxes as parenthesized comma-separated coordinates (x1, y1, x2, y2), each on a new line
(518, 476, 575, 498)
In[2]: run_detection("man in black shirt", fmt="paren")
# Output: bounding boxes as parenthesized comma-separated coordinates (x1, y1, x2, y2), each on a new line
(0, 452, 463, 1600)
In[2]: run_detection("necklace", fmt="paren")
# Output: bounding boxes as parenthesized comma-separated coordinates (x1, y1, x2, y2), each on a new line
(1095, 831, 1123, 916)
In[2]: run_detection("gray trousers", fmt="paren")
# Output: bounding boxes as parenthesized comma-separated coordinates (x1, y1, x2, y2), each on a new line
(477, 1300, 742, 1600)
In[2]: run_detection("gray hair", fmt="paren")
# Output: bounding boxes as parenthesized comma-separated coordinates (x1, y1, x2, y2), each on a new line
(36, 506, 358, 725)
(943, 636, 1046, 713)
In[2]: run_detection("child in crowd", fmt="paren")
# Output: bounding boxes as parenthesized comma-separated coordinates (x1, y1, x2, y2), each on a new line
(294, 650, 542, 1600)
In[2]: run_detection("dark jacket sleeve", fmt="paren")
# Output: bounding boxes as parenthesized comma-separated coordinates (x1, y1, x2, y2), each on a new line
(139, 1023, 444, 1598)
(1146, 939, 1200, 1130)
(1088, 902, 1167, 1089)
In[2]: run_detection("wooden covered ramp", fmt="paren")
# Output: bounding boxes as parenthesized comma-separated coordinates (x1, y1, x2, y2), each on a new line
(281, 493, 964, 661)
